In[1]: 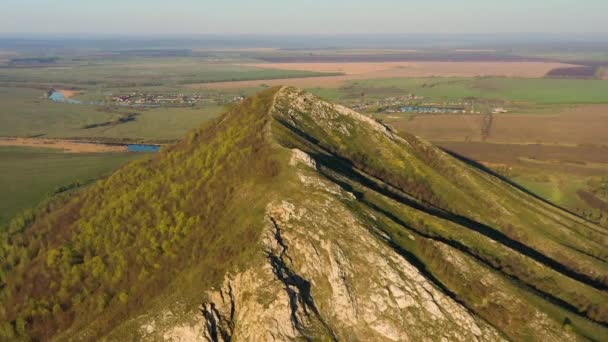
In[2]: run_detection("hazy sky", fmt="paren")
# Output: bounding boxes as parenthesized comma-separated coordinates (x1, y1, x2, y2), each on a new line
(2, 0, 607, 35)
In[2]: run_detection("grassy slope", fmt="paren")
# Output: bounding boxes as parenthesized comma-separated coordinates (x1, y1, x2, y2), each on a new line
(0, 146, 142, 227)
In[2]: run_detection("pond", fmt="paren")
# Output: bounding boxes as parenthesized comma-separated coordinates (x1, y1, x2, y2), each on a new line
(49, 91, 82, 104)
(126, 144, 161, 152)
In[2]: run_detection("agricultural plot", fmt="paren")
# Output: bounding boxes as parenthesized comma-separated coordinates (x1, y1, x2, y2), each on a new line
(187, 62, 580, 90)
(0, 58, 341, 88)
(350, 77, 608, 104)
(244, 61, 577, 78)
(391, 104, 608, 145)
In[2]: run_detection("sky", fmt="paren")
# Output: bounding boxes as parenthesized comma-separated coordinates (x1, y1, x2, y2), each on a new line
(2, 0, 608, 35)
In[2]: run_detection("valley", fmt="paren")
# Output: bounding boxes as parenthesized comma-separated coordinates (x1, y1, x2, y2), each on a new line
(1, 35, 607, 341)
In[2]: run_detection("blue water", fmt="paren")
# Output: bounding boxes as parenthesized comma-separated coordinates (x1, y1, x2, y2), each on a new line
(49, 92, 81, 104)
(127, 144, 160, 152)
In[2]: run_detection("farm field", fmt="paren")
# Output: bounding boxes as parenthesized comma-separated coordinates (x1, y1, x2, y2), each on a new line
(436, 141, 608, 176)
(60, 105, 224, 142)
(0, 57, 341, 88)
(0, 146, 143, 226)
(242, 61, 577, 77)
(390, 104, 608, 145)
(191, 76, 608, 106)
(349, 77, 608, 103)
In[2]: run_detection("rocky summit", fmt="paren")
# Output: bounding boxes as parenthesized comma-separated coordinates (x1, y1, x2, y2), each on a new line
(1, 87, 607, 341)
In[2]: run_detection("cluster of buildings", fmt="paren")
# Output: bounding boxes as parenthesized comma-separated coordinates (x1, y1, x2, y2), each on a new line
(349, 94, 427, 112)
(109, 92, 245, 107)
(390, 104, 508, 115)
(491, 107, 508, 114)
(110, 92, 208, 106)
(347, 93, 509, 115)
(396, 106, 470, 114)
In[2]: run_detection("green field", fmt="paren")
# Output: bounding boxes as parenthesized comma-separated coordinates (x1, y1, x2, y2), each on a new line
(0, 57, 341, 87)
(345, 77, 608, 104)
(0, 87, 223, 141)
(0, 146, 143, 226)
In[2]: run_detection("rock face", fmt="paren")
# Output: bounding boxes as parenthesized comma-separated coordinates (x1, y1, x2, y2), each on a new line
(156, 154, 502, 341)
(190, 167, 504, 341)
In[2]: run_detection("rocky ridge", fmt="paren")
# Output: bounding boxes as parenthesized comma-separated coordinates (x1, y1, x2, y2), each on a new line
(138, 87, 605, 341)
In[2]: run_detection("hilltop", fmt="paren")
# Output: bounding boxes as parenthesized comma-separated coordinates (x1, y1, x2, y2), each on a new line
(1, 87, 607, 341)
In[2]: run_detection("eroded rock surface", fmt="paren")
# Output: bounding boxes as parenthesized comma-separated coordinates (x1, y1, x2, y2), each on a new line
(154, 161, 504, 341)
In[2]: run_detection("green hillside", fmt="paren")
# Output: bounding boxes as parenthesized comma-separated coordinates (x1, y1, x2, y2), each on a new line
(1, 87, 606, 341)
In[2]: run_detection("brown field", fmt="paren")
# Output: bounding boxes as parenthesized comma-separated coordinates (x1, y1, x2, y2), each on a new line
(254, 52, 540, 63)
(190, 61, 578, 89)
(0, 138, 127, 153)
(436, 141, 608, 176)
(391, 104, 608, 146)
(242, 61, 576, 77)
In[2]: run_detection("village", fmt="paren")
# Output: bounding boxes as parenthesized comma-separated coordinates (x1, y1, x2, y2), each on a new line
(109, 92, 245, 107)
(347, 93, 508, 115)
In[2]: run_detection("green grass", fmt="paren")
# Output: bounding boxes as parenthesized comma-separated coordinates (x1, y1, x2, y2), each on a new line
(65, 105, 225, 141)
(306, 87, 345, 101)
(347, 77, 608, 104)
(0, 146, 143, 227)
(0, 87, 115, 137)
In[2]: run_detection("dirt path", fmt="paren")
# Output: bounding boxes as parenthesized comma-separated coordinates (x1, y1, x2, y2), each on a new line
(0, 138, 127, 153)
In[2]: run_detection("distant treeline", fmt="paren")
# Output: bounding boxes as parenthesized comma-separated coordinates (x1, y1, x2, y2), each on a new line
(546, 66, 600, 79)
(81, 113, 138, 129)
(114, 49, 192, 57)
(8, 57, 59, 65)
(254, 52, 542, 63)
